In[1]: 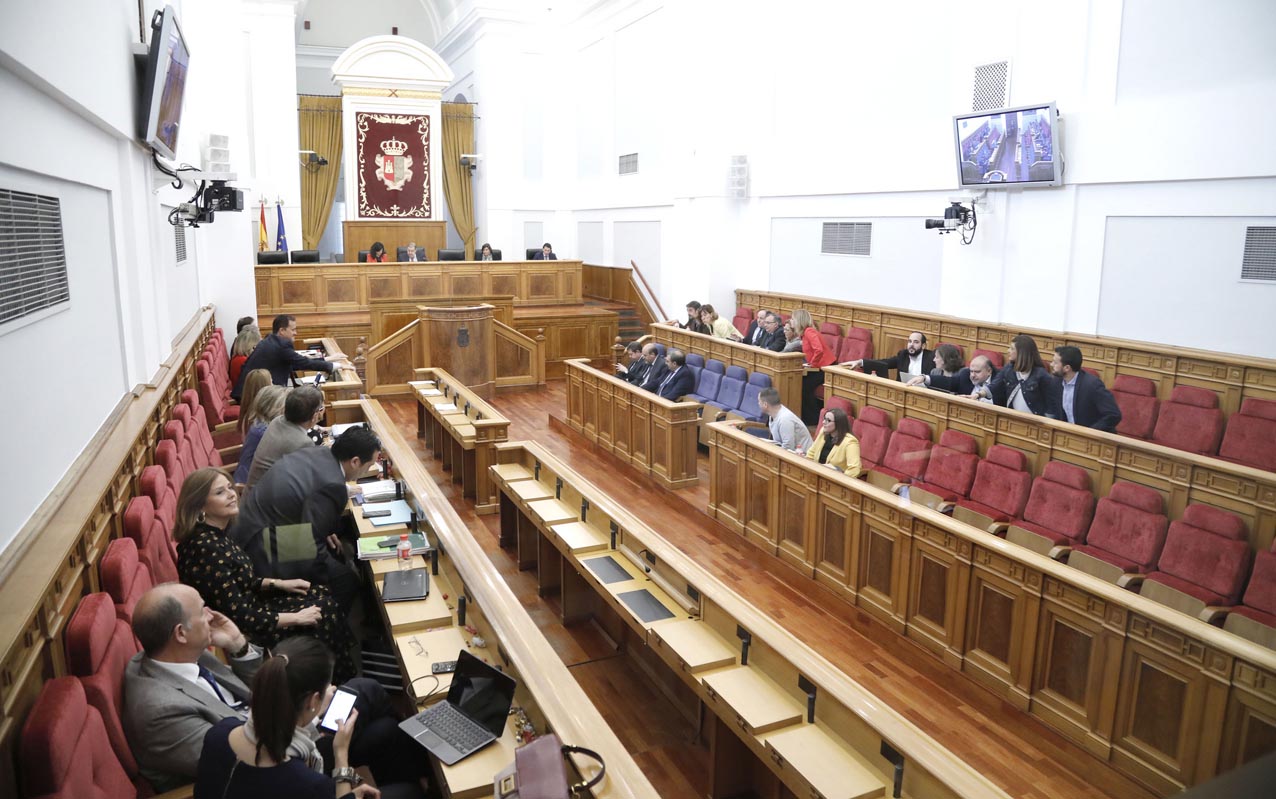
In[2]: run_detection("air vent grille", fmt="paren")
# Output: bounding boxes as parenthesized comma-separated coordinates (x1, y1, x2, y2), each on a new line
(821, 222, 872, 256)
(1242, 226, 1276, 282)
(174, 222, 187, 262)
(618, 153, 638, 175)
(0, 188, 70, 327)
(973, 61, 1010, 111)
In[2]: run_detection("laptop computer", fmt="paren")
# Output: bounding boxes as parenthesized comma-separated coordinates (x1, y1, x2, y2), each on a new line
(398, 649, 517, 765)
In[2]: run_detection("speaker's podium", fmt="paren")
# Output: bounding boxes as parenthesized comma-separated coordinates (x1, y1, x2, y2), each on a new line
(417, 305, 494, 399)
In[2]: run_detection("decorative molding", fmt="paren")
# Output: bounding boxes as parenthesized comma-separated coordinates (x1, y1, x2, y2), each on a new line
(331, 35, 454, 92)
(341, 87, 442, 99)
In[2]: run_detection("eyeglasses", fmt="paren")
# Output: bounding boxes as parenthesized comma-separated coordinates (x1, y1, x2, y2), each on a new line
(823, 416, 835, 423)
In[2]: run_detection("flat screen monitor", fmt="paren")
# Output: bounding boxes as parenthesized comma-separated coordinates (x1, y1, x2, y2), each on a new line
(953, 102, 1060, 188)
(140, 6, 190, 160)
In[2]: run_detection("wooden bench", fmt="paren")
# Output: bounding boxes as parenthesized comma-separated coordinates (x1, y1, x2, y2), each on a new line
(563, 358, 700, 490)
(409, 367, 511, 514)
(491, 440, 1011, 799)
(704, 418, 1276, 795)
(822, 364, 1276, 553)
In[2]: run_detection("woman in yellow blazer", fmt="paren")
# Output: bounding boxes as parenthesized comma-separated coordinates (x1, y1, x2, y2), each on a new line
(806, 407, 861, 478)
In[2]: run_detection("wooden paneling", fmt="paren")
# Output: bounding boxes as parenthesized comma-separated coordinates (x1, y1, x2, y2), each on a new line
(564, 360, 699, 490)
(739, 288, 1276, 420)
(515, 308, 617, 380)
(646, 324, 805, 418)
(703, 419, 1276, 793)
(341, 220, 446, 261)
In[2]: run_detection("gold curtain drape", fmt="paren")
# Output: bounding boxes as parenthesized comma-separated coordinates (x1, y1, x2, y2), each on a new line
(298, 95, 343, 251)
(441, 102, 476, 258)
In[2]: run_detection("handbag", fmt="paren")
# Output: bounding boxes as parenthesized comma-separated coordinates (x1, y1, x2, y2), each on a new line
(493, 734, 606, 799)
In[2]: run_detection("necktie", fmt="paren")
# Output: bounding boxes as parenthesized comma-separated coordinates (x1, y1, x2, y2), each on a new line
(198, 664, 234, 707)
(659, 370, 675, 394)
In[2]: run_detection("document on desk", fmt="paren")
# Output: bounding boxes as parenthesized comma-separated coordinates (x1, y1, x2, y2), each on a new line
(331, 422, 367, 437)
(365, 499, 414, 526)
(434, 403, 458, 411)
(358, 479, 398, 502)
(418, 389, 443, 396)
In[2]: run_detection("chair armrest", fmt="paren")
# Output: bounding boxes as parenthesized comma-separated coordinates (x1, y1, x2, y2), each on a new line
(934, 500, 955, 514)
(219, 445, 243, 463)
(1116, 573, 1145, 591)
(213, 420, 239, 437)
(739, 421, 769, 432)
(1047, 545, 1072, 561)
(985, 521, 1009, 537)
(1199, 607, 1228, 626)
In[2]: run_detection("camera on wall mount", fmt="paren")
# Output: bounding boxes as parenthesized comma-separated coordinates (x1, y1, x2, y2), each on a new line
(924, 194, 981, 244)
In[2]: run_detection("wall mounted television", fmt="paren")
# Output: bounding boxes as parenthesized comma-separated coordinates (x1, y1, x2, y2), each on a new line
(953, 102, 1061, 188)
(139, 5, 190, 160)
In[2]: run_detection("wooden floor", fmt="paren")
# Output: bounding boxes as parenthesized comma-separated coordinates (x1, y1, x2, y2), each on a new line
(382, 384, 1158, 799)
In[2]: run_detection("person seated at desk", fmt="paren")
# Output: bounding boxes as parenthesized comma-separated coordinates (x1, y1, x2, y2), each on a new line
(366, 242, 387, 263)
(173, 468, 357, 681)
(246, 386, 326, 491)
(993, 334, 1060, 419)
(402, 241, 419, 262)
(700, 304, 743, 341)
(744, 308, 769, 346)
(231, 326, 262, 388)
(637, 342, 669, 394)
(1051, 345, 1122, 432)
(759, 387, 812, 453)
(479, 242, 495, 261)
(807, 407, 861, 478)
(845, 331, 934, 383)
(237, 316, 258, 336)
(233, 427, 382, 615)
(232, 314, 341, 400)
(530, 242, 557, 260)
(656, 349, 695, 400)
(614, 340, 649, 385)
(235, 385, 287, 486)
(237, 369, 273, 439)
(909, 354, 997, 403)
(904, 343, 963, 391)
(666, 300, 709, 333)
(758, 313, 787, 352)
(122, 585, 415, 794)
(781, 319, 804, 353)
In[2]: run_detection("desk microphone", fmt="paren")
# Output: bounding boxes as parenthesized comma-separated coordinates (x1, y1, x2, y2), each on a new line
(798, 674, 816, 723)
(457, 595, 467, 626)
(736, 625, 752, 667)
(430, 547, 439, 576)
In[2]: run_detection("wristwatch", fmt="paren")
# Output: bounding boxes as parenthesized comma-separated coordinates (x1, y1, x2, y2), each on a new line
(230, 639, 252, 659)
(333, 766, 362, 786)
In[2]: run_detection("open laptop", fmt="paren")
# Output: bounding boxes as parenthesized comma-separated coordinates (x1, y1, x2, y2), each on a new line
(398, 649, 517, 765)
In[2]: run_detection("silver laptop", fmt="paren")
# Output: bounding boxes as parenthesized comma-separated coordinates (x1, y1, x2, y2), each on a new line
(398, 649, 516, 765)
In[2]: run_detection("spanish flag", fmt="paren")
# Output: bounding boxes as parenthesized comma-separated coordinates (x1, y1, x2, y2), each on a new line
(258, 200, 268, 251)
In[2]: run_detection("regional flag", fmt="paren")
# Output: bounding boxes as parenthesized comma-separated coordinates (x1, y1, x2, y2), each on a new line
(258, 200, 267, 251)
(275, 203, 288, 252)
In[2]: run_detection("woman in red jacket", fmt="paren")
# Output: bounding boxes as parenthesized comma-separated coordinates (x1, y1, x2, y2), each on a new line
(792, 309, 833, 425)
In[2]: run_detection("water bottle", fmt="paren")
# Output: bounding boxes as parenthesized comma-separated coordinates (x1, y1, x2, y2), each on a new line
(397, 534, 412, 570)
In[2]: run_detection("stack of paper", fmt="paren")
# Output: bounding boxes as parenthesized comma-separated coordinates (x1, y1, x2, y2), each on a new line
(359, 479, 398, 502)
(357, 532, 429, 560)
(330, 422, 367, 437)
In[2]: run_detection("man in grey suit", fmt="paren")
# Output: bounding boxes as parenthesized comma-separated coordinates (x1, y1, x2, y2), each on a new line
(245, 385, 325, 490)
(122, 583, 423, 793)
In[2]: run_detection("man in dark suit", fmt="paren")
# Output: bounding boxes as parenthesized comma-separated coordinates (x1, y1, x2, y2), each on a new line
(656, 349, 695, 401)
(848, 331, 935, 382)
(231, 313, 340, 400)
(758, 313, 787, 352)
(530, 242, 558, 260)
(638, 342, 668, 393)
(122, 583, 415, 792)
(1051, 346, 1122, 432)
(908, 354, 997, 403)
(744, 309, 769, 346)
(232, 427, 381, 610)
(613, 341, 649, 384)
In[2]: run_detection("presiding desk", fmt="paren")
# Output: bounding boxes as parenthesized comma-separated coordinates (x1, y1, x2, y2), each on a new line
(490, 440, 1011, 799)
(409, 368, 511, 514)
(822, 364, 1276, 552)
(563, 358, 700, 490)
(326, 399, 654, 799)
(704, 418, 1276, 795)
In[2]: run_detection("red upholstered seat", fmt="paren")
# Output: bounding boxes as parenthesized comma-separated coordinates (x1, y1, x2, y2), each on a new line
(837, 328, 874, 363)
(162, 420, 199, 478)
(732, 307, 752, 337)
(851, 407, 892, 473)
(972, 348, 1004, 370)
(123, 495, 178, 584)
(139, 465, 177, 533)
(1151, 385, 1224, 456)
(1111, 375, 1160, 440)
(99, 538, 152, 627)
(1143, 505, 1252, 607)
(145, 454, 183, 527)
(871, 418, 933, 484)
(909, 429, 980, 503)
(954, 445, 1032, 526)
(197, 360, 241, 427)
(20, 677, 137, 799)
(66, 593, 143, 781)
(1218, 397, 1276, 472)
(821, 396, 855, 421)
(1229, 545, 1276, 629)
(1013, 461, 1096, 547)
(818, 322, 842, 355)
(170, 405, 212, 471)
(180, 390, 229, 465)
(1071, 482, 1168, 574)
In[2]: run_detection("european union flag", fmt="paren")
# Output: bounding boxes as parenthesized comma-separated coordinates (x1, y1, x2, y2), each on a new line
(275, 203, 288, 252)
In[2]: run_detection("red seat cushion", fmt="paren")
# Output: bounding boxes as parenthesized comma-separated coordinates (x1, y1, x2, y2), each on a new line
(139, 465, 177, 533)
(1151, 385, 1224, 455)
(972, 348, 1004, 370)
(1016, 461, 1095, 546)
(1111, 375, 1160, 440)
(1232, 549, 1276, 625)
(66, 593, 142, 776)
(911, 429, 979, 502)
(1218, 397, 1276, 472)
(956, 445, 1031, 523)
(123, 495, 178, 585)
(1145, 504, 1251, 606)
(822, 396, 854, 420)
(99, 538, 152, 626)
(1075, 482, 1168, 574)
(21, 677, 136, 799)
(874, 419, 933, 484)
(851, 407, 892, 472)
(837, 328, 874, 363)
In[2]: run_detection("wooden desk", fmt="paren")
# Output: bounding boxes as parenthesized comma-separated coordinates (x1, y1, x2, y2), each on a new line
(349, 399, 656, 798)
(410, 368, 511, 514)
(563, 358, 700, 490)
(304, 336, 364, 402)
(492, 441, 1007, 799)
(705, 418, 1276, 794)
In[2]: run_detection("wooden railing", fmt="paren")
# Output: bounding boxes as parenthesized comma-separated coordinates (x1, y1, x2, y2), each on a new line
(582, 262, 663, 327)
(490, 440, 1011, 799)
(823, 365, 1276, 552)
(704, 418, 1276, 795)
(645, 322, 806, 412)
(563, 359, 700, 489)
(0, 307, 216, 798)
(494, 321, 546, 388)
(363, 318, 421, 396)
(410, 368, 512, 514)
(738, 288, 1276, 420)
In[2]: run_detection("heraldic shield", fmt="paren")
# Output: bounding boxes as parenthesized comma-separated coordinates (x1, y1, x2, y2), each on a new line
(375, 135, 413, 190)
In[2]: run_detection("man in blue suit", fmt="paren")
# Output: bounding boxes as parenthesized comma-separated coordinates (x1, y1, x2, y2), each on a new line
(656, 349, 695, 401)
(530, 242, 558, 260)
(1051, 346, 1122, 433)
(638, 342, 668, 393)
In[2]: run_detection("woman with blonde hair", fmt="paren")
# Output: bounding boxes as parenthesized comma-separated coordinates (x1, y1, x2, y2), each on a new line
(230, 326, 262, 387)
(699, 304, 743, 341)
(791, 309, 835, 424)
(237, 369, 273, 436)
(173, 468, 356, 681)
(234, 385, 287, 485)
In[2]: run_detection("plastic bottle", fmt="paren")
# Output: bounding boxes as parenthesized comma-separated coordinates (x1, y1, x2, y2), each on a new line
(397, 533, 412, 570)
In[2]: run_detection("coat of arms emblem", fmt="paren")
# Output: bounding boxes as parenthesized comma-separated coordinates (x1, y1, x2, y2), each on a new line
(374, 136, 413, 190)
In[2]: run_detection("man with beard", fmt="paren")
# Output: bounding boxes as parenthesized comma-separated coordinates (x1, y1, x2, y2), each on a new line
(847, 331, 935, 382)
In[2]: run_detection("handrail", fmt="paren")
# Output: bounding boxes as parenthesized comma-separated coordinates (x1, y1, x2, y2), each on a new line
(627, 259, 667, 322)
(363, 318, 419, 394)
(494, 320, 546, 386)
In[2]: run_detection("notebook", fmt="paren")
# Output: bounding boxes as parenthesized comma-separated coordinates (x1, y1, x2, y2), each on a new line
(382, 568, 430, 602)
(399, 650, 517, 765)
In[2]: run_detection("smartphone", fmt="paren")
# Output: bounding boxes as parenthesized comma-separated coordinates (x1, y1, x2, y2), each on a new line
(431, 660, 457, 674)
(318, 686, 359, 733)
